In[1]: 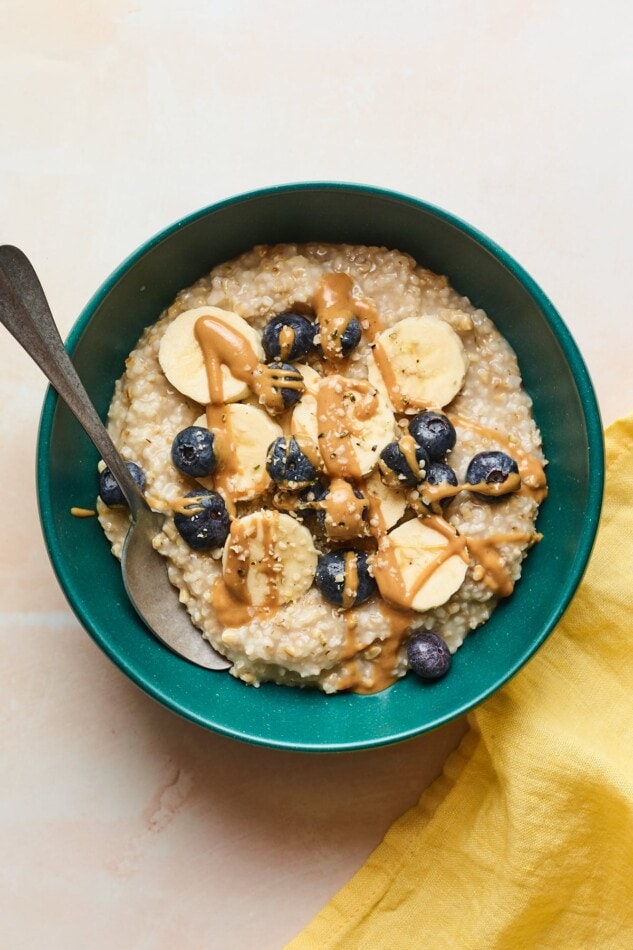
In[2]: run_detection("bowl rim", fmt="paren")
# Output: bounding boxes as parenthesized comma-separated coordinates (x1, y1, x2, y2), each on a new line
(36, 181, 605, 750)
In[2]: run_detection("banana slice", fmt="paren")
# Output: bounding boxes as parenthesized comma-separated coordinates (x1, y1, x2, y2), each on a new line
(290, 394, 319, 444)
(293, 363, 321, 395)
(368, 315, 468, 411)
(364, 471, 407, 532)
(289, 364, 321, 443)
(317, 375, 396, 478)
(194, 404, 282, 501)
(292, 374, 395, 478)
(222, 510, 318, 607)
(159, 306, 264, 405)
(373, 517, 468, 612)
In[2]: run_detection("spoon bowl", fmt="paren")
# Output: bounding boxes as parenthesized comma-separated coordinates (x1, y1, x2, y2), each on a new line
(0, 245, 230, 671)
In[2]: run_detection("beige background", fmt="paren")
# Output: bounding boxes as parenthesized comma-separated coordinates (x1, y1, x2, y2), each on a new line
(1, 2, 631, 948)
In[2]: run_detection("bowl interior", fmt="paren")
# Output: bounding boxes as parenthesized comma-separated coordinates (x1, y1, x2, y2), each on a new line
(37, 184, 603, 751)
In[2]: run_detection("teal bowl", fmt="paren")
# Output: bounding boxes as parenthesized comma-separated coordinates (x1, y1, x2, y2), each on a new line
(36, 183, 604, 752)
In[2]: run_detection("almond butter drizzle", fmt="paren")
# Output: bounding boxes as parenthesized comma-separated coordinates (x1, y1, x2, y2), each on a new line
(278, 324, 295, 360)
(313, 273, 383, 362)
(71, 506, 97, 518)
(210, 578, 253, 628)
(398, 434, 425, 480)
(419, 471, 523, 509)
(372, 336, 407, 411)
(205, 403, 237, 515)
(322, 478, 369, 541)
(466, 530, 541, 598)
(336, 602, 411, 694)
(342, 551, 360, 610)
(352, 295, 383, 341)
(448, 414, 548, 503)
(316, 376, 380, 479)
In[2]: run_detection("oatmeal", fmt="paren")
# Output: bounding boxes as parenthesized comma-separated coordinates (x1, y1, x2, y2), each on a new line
(96, 244, 547, 693)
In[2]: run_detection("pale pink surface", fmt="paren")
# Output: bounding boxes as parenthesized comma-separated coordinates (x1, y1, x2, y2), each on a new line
(1, 2, 632, 948)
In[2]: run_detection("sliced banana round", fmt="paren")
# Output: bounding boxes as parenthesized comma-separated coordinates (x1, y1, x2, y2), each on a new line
(292, 374, 395, 479)
(293, 362, 321, 395)
(290, 393, 319, 444)
(373, 517, 468, 612)
(368, 315, 468, 412)
(159, 306, 264, 405)
(194, 404, 282, 501)
(289, 363, 321, 443)
(222, 510, 318, 607)
(364, 471, 407, 532)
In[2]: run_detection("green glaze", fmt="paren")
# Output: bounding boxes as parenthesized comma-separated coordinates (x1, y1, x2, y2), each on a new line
(36, 183, 604, 752)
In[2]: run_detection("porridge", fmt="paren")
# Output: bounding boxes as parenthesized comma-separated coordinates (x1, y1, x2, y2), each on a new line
(96, 243, 547, 694)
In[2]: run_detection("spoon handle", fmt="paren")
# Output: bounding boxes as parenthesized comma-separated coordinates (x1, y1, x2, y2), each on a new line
(0, 245, 147, 520)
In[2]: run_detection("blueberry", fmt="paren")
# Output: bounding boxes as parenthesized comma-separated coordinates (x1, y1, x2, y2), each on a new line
(318, 315, 362, 359)
(465, 451, 519, 499)
(262, 312, 315, 362)
(171, 426, 218, 478)
(315, 550, 376, 608)
(265, 361, 304, 412)
(173, 490, 230, 551)
(378, 440, 429, 488)
(409, 412, 456, 461)
(98, 461, 146, 507)
(339, 317, 362, 357)
(266, 436, 320, 489)
(298, 479, 328, 509)
(407, 632, 452, 680)
(424, 461, 458, 507)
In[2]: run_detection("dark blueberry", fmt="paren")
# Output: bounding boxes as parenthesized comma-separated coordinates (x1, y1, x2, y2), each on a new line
(266, 436, 320, 489)
(173, 490, 230, 551)
(409, 411, 456, 461)
(378, 440, 429, 488)
(98, 461, 146, 508)
(424, 461, 458, 507)
(171, 426, 218, 478)
(339, 317, 362, 357)
(298, 479, 328, 509)
(319, 317, 363, 357)
(262, 312, 315, 362)
(465, 451, 520, 500)
(407, 632, 452, 680)
(315, 550, 376, 608)
(265, 361, 304, 412)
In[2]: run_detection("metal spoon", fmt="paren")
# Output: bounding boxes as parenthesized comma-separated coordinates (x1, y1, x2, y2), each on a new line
(0, 245, 231, 670)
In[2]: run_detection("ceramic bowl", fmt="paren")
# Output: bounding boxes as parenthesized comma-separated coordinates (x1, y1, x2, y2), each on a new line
(37, 183, 604, 751)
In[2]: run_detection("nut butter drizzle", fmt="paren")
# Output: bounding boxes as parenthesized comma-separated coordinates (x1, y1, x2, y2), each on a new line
(278, 324, 295, 360)
(372, 337, 407, 411)
(419, 472, 523, 509)
(447, 414, 547, 503)
(342, 552, 360, 610)
(466, 531, 541, 598)
(398, 434, 425, 480)
(322, 477, 368, 540)
(313, 273, 383, 363)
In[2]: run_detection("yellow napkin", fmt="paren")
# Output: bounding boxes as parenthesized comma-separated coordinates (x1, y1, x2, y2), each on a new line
(289, 416, 633, 950)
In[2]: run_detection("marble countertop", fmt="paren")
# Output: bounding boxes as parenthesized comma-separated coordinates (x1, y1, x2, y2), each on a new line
(2, 3, 631, 947)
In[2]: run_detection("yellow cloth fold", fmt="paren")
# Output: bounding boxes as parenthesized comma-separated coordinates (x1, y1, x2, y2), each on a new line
(289, 416, 633, 950)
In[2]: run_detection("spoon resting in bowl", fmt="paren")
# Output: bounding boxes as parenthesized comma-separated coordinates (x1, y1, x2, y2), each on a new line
(0, 245, 231, 671)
